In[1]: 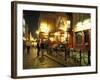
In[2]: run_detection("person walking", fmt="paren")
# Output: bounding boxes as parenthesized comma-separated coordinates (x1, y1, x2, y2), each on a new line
(64, 40, 70, 61)
(37, 40, 40, 57)
(40, 42, 45, 57)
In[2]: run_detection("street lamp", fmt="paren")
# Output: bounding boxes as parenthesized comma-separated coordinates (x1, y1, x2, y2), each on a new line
(36, 30, 39, 35)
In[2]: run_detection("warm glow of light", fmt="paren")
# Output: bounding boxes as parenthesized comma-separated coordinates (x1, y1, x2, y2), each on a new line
(54, 32, 60, 36)
(67, 20, 71, 28)
(30, 33, 34, 41)
(59, 20, 70, 31)
(40, 23, 49, 33)
(83, 19, 91, 29)
(64, 32, 67, 38)
(74, 18, 91, 32)
(36, 30, 39, 35)
(49, 37, 54, 42)
(74, 22, 83, 32)
(59, 26, 67, 31)
(61, 37, 65, 42)
(44, 33, 48, 35)
(31, 41, 37, 46)
(60, 32, 69, 42)
(43, 39, 46, 41)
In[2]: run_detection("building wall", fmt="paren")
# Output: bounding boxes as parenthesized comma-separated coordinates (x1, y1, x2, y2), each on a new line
(39, 12, 68, 32)
(72, 13, 91, 51)
(38, 12, 70, 43)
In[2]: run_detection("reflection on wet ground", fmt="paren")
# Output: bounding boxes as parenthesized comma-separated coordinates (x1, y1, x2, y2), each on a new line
(23, 47, 63, 69)
(23, 47, 89, 69)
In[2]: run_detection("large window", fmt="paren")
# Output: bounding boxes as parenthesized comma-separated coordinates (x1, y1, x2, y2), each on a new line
(75, 31, 82, 44)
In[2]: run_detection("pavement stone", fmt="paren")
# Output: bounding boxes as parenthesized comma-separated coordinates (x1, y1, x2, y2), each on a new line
(23, 47, 90, 69)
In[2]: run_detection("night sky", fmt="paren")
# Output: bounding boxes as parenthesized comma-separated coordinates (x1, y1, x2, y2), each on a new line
(23, 10, 40, 37)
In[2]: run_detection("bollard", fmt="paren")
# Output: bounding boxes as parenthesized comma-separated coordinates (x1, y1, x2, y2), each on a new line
(79, 49, 81, 66)
(88, 50, 90, 65)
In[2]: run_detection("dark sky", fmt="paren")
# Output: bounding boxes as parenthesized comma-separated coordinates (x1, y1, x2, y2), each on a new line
(23, 10, 40, 37)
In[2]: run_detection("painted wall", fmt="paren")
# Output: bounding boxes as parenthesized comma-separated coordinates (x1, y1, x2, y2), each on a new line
(0, 0, 100, 80)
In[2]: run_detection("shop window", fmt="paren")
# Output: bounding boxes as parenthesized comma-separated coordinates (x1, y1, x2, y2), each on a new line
(75, 32, 82, 44)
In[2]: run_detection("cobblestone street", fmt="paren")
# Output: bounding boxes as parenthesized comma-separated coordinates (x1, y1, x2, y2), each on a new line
(23, 47, 63, 69)
(23, 46, 89, 69)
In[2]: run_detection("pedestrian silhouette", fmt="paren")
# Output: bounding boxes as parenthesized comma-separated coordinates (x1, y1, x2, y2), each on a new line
(40, 42, 45, 57)
(64, 40, 70, 61)
(37, 40, 40, 57)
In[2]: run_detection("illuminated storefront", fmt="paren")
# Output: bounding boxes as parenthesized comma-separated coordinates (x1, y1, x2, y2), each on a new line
(73, 14, 91, 51)
(36, 12, 72, 47)
(23, 11, 91, 51)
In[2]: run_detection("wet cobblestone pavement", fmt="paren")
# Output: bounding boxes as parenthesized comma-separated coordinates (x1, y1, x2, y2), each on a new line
(23, 47, 89, 69)
(23, 47, 63, 69)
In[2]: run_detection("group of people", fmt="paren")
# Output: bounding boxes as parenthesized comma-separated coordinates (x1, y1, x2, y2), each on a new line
(24, 39, 70, 61)
(36, 39, 70, 60)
